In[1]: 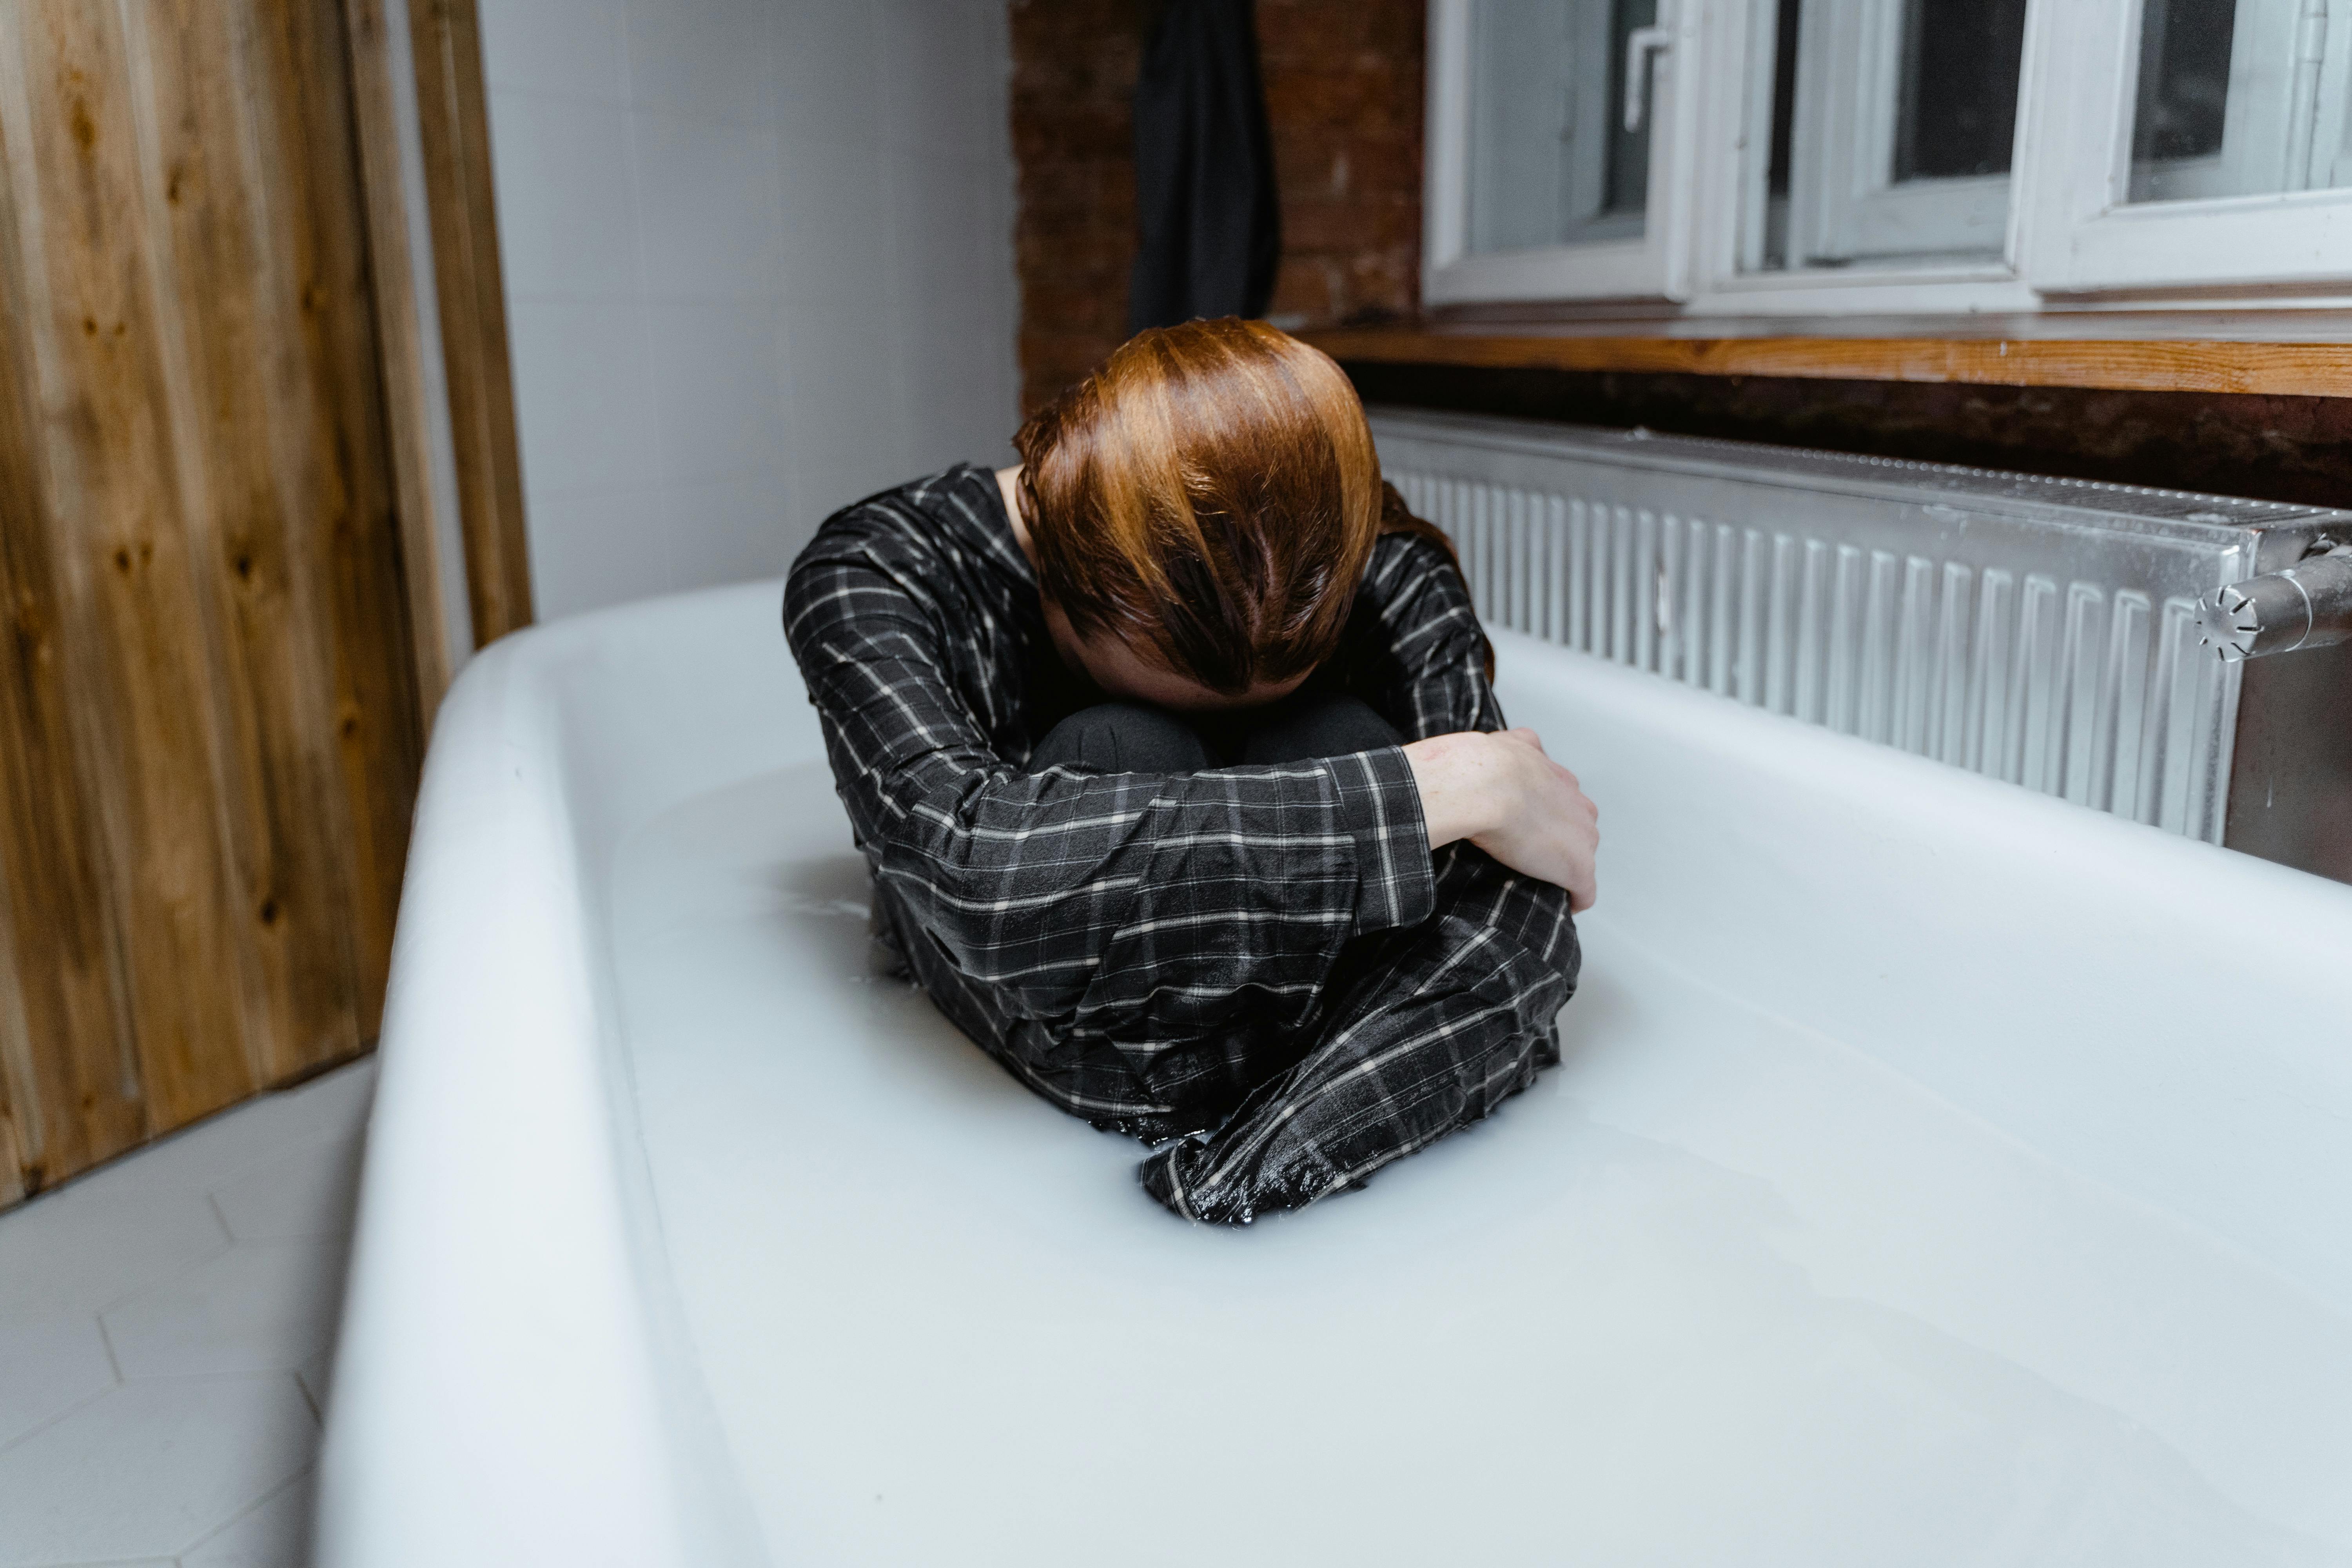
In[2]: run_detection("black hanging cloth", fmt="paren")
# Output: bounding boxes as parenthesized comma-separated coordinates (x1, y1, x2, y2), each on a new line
(1127, 0, 1281, 334)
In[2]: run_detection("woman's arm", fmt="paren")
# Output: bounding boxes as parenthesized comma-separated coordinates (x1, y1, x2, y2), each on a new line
(1403, 728, 1599, 911)
(1359, 534, 1599, 911)
(785, 535, 1439, 1032)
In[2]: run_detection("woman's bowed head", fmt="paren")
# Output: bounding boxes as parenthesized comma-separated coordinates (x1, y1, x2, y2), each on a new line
(1000, 318, 1598, 911)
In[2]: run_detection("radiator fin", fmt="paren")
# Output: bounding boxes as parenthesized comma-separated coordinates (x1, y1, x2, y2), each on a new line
(1392, 463, 2235, 843)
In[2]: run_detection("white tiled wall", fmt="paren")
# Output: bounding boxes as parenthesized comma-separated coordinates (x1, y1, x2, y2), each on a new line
(479, 0, 1022, 621)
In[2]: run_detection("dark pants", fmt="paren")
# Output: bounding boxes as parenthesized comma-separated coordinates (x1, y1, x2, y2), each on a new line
(1029, 693, 1402, 774)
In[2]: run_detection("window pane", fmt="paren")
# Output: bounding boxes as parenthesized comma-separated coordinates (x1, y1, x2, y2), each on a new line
(2129, 0, 2352, 202)
(1464, 0, 1656, 255)
(1895, 0, 2027, 181)
(1748, 0, 2026, 272)
(2133, 0, 2235, 168)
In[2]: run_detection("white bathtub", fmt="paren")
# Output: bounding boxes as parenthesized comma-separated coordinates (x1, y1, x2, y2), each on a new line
(319, 579, 2352, 1568)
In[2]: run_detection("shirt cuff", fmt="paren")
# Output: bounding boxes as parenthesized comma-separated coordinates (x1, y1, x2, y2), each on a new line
(1327, 746, 1437, 935)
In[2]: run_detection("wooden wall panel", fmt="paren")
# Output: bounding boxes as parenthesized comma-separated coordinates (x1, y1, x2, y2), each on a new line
(408, 0, 530, 644)
(0, 106, 145, 1190)
(0, 0, 427, 1203)
(6, 0, 263, 1133)
(248, 0, 421, 1031)
(343, 0, 453, 713)
(134, 0, 364, 1088)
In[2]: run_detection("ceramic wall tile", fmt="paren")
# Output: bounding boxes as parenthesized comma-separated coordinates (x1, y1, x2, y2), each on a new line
(661, 470, 798, 590)
(477, 0, 628, 101)
(646, 299, 789, 484)
(482, 0, 1018, 618)
(633, 111, 787, 302)
(878, 0, 997, 158)
(623, 0, 780, 126)
(523, 484, 677, 621)
(506, 297, 665, 496)
(482, 92, 643, 300)
(775, 0, 884, 146)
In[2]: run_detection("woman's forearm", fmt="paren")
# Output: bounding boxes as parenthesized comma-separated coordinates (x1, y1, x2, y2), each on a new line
(1402, 730, 1601, 912)
(1401, 731, 1503, 849)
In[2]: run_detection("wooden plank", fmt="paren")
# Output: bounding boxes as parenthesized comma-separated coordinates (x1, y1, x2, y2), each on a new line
(0, 779, 35, 1206)
(408, 0, 530, 643)
(1305, 325, 2352, 399)
(0, 9, 149, 1196)
(5, 0, 262, 1133)
(0, 1098, 23, 1209)
(0, 0, 428, 1204)
(341, 0, 452, 723)
(125, 0, 371, 1086)
(249, 0, 421, 1040)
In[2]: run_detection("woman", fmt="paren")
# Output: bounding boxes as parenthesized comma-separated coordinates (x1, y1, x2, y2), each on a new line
(784, 319, 1597, 1224)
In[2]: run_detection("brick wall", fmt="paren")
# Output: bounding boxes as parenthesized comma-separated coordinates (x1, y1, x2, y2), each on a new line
(1009, 0, 1424, 414)
(1258, 0, 1423, 336)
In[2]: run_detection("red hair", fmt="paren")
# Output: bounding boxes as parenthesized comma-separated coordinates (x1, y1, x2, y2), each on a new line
(1014, 318, 1472, 695)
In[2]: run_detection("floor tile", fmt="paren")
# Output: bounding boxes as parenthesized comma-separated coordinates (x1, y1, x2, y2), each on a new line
(0, 1375, 314, 1566)
(210, 1133, 363, 1242)
(296, 1343, 335, 1420)
(62, 1059, 377, 1212)
(262, 1059, 377, 1147)
(0, 1182, 228, 1319)
(181, 1467, 315, 1568)
(0, 1313, 116, 1451)
(100, 1239, 343, 1380)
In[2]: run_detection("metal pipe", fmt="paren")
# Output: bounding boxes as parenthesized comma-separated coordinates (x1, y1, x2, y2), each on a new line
(2196, 544, 2352, 660)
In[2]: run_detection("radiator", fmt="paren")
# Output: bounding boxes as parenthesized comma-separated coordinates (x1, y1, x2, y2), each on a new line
(1372, 408, 2352, 879)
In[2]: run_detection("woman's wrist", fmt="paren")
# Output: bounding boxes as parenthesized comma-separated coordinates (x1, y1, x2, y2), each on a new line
(1401, 732, 1501, 850)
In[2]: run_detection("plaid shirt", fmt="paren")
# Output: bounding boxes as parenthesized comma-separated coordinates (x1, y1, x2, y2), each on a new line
(784, 464, 1579, 1223)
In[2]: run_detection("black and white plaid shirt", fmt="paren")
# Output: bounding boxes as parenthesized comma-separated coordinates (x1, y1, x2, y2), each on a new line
(784, 464, 1579, 1223)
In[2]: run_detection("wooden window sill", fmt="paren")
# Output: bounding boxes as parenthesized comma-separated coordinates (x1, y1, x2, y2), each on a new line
(1304, 316, 2352, 399)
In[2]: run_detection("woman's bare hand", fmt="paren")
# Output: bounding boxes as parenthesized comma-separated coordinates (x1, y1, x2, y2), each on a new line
(1403, 728, 1599, 912)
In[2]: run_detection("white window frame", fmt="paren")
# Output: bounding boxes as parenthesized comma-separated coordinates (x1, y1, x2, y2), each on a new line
(1428, 0, 2352, 318)
(2023, 0, 2352, 294)
(1784, 0, 2012, 266)
(1423, 0, 1705, 304)
(1676, 0, 2043, 315)
(2117, 0, 2352, 202)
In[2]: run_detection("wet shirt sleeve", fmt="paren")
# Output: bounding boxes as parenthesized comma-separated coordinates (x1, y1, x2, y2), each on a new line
(783, 521, 1437, 1030)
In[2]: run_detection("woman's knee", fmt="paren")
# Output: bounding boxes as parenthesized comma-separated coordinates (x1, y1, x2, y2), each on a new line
(1029, 702, 1215, 773)
(1237, 694, 1401, 766)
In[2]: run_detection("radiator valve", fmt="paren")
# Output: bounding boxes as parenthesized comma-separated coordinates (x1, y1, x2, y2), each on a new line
(2196, 543, 2352, 661)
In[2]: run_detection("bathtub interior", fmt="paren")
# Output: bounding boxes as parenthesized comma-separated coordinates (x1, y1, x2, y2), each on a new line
(340, 581, 2352, 1567)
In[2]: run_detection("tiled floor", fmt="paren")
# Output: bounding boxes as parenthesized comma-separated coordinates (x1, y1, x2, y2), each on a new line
(0, 1058, 376, 1568)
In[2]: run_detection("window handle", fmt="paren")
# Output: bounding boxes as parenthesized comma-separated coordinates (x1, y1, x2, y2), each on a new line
(1623, 22, 1674, 133)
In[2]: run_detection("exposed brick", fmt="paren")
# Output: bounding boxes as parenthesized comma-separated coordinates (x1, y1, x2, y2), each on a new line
(1013, 0, 1425, 404)
(1013, 106, 1131, 163)
(1024, 276, 1131, 336)
(1283, 198, 1419, 254)
(1332, 134, 1421, 200)
(1261, 67, 1415, 136)
(1268, 255, 1340, 321)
